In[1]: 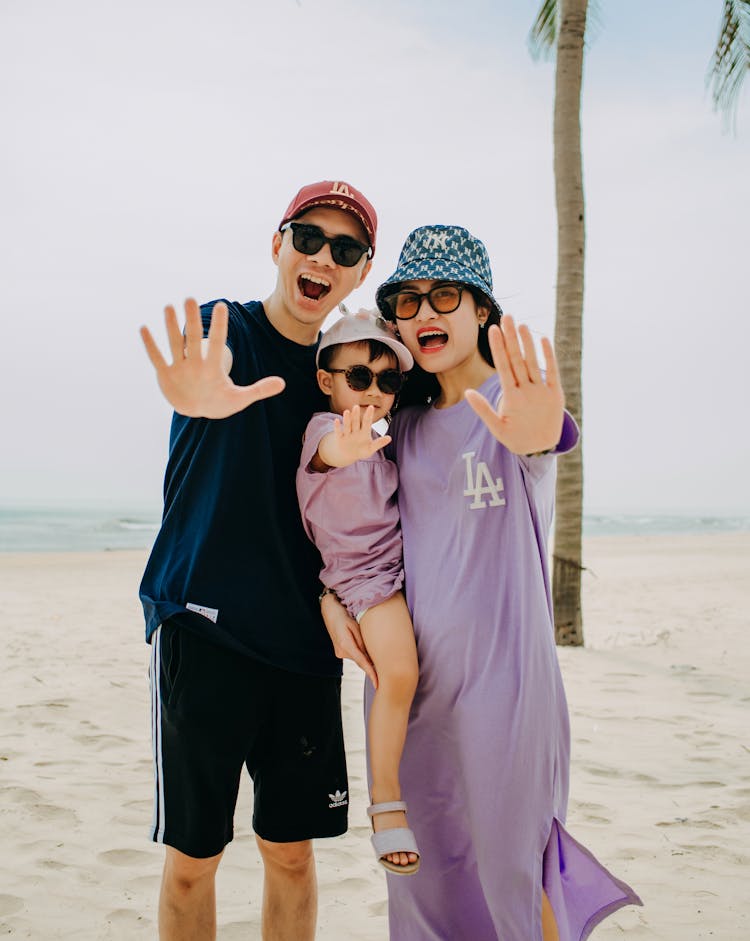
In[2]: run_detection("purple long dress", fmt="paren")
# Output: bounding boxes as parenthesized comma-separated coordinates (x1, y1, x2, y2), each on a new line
(374, 375, 641, 941)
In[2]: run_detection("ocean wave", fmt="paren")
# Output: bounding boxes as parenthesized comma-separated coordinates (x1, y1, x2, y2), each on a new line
(1, 507, 748, 552)
(585, 513, 750, 536)
(116, 519, 159, 531)
(0, 508, 161, 552)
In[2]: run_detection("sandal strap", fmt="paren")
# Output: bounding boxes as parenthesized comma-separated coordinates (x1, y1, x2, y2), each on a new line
(371, 827, 420, 859)
(367, 801, 407, 817)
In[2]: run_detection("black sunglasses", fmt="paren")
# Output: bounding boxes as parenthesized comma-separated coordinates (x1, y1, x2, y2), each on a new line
(280, 222, 372, 268)
(327, 364, 405, 394)
(384, 283, 466, 320)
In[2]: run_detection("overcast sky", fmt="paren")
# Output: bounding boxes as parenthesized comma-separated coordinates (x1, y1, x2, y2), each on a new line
(2, 0, 748, 515)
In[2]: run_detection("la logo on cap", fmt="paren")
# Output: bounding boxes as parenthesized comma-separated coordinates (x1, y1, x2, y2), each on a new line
(330, 181, 351, 196)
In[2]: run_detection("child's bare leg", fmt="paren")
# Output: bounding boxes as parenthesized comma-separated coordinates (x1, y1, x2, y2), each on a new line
(541, 889, 560, 941)
(359, 592, 418, 868)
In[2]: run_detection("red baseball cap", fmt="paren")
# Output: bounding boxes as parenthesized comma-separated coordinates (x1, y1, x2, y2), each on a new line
(279, 180, 377, 255)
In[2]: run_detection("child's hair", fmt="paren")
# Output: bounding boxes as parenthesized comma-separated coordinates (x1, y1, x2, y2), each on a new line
(318, 338, 398, 373)
(394, 285, 502, 408)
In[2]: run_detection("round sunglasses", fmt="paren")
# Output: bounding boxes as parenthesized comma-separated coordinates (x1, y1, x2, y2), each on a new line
(384, 283, 466, 320)
(327, 364, 405, 395)
(280, 222, 372, 268)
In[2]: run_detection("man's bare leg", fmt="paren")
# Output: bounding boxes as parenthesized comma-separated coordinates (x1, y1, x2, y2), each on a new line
(159, 846, 223, 941)
(256, 836, 317, 941)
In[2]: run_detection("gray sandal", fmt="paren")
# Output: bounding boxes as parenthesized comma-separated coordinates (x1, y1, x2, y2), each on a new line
(367, 801, 421, 875)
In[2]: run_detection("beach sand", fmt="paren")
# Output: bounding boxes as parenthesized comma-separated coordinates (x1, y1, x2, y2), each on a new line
(0, 533, 747, 939)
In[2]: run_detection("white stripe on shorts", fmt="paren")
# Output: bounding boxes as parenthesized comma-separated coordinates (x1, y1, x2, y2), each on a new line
(150, 625, 166, 843)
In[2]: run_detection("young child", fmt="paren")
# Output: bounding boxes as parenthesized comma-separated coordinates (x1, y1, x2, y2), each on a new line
(296, 307, 420, 875)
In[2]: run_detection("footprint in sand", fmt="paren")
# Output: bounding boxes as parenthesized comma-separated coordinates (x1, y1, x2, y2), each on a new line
(33, 759, 81, 768)
(0, 789, 76, 825)
(2, 785, 42, 804)
(122, 798, 153, 812)
(571, 800, 609, 813)
(30, 802, 79, 825)
(700, 729, 734, 743)
(583, 813, 611, 824)
(656, 818, 722, 830)
(220, 920, 261, 940)
(674, 841, 724, 854)
(74, 733, 134, 749)
(36, 857, 71, 870)
(630, 714, 683, 725)
(112, 798, 153, 827)
(326, 876, 372, 893)
(98, 848, 155, 868)
(105, 908, 151, 929)
(126, 874, 162, 893)
(586, 766, 660, 785)
(583, 765, 617, 779)
(17, 699, 72, 710)
(0, 895, 23, 917)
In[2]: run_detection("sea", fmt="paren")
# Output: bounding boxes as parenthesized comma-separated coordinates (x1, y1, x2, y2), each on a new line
(0, 505, 748, 553)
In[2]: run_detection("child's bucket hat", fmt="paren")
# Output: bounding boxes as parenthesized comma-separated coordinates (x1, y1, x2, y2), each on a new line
(317, 306, 414, 372)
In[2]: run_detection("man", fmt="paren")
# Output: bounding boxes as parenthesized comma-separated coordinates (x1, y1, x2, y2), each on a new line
(139, 181, 378, 941)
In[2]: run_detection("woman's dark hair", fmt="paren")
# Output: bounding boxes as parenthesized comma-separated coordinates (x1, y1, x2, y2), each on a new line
(318, 338, 397, 372)
(388, 285, 502, 408)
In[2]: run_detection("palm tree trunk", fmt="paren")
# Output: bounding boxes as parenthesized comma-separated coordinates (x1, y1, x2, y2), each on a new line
(552, 0, 587, 645)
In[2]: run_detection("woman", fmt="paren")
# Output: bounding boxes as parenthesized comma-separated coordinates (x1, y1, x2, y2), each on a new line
(323, 224, 641, 940)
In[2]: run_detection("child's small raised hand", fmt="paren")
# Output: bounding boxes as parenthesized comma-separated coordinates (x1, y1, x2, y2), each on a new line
(330, 405, 391, 466)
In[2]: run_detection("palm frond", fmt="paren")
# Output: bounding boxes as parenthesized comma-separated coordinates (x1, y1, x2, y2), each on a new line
(528, 0, 601, 62)
(529, 0, 558, 60)
(708, 0, 750, 127)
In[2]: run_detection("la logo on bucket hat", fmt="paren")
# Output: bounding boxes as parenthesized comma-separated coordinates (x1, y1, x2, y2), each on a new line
(375, 225, 503, 320)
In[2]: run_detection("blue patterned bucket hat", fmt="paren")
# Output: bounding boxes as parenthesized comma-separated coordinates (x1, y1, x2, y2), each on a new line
(376, 225, 503, 320)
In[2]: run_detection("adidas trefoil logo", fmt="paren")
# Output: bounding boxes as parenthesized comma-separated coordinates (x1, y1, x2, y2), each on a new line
(328, 789, 348, 809)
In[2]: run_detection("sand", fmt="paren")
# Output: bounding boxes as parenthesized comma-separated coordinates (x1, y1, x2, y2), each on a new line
(0, 533, 748, 939)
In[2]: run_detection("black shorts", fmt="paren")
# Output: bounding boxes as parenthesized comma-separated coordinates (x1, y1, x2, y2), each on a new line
(149, 621, 348, 859)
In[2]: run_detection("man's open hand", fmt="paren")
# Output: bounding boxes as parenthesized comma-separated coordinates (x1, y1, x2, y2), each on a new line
(140, 298, 285, 418)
